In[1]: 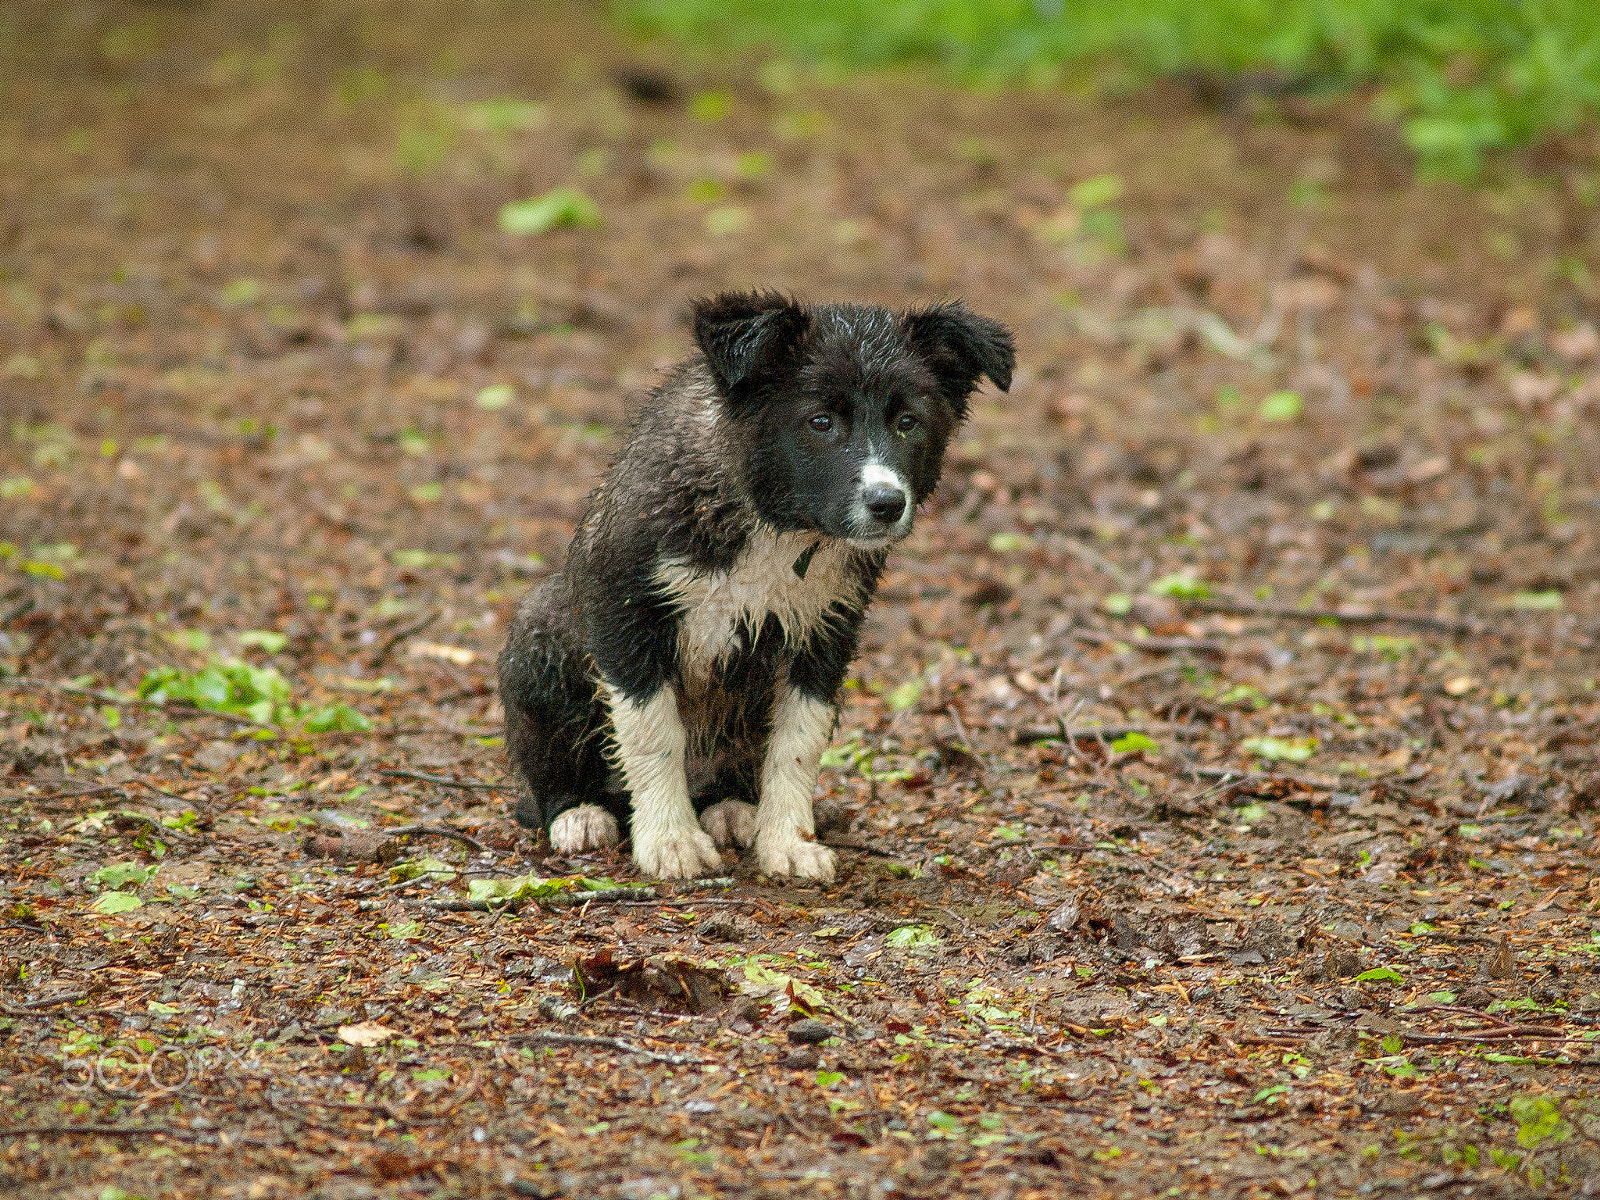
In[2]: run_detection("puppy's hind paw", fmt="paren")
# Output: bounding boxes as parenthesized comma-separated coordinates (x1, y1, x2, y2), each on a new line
(755, 832, 836, 883)
(549, 804, 621, 853)
(699, 799, 757, 849)
(634, 828, 723, 880)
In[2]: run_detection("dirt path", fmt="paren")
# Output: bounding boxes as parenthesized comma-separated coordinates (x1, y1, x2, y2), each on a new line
(4, 3, 1600, 1197)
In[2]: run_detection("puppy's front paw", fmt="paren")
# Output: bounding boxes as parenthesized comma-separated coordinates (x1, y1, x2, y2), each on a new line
(549, 804, 620, 853)
(755, 830, 836, 883)
(634, 828, 723, 879)
(699, 800, 757, 849)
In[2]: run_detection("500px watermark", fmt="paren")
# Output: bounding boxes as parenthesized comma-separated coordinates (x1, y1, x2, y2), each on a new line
(58, 1044, 262, 1096)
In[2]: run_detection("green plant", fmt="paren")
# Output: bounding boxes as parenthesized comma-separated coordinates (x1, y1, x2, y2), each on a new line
(620, 0, 1600, 178)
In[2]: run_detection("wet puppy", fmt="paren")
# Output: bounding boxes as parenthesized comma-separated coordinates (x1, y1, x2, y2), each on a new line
(497, 291, 1014, 880)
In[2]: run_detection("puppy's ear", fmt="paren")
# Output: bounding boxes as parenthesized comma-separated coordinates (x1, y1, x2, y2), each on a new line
(693, 291, 811, 403)
(901, 303, 1016, 412)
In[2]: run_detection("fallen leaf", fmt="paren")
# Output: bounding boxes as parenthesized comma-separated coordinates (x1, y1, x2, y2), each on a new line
(338, 1021, 398, 1047)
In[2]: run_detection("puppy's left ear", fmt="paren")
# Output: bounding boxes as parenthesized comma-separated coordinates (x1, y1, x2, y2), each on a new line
(693, 290, 812, 406)
(901, 303, 1016, 413)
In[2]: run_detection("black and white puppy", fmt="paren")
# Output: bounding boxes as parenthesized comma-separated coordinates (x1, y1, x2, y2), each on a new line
(497, 291, 1014, 880)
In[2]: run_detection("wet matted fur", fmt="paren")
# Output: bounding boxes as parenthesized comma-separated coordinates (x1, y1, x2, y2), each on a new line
(497, 291, 1014, 880)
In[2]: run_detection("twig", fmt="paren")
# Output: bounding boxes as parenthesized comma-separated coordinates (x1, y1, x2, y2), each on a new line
(379, 768, 507, 792)
(30, 783, 121, 804)
(368, 609, 442, 669)
(1073, 629, 1227, 657)
(0, 596, 35, 627)
(418, 886, 658, 913)
(0, 1124, 196, 1139)
(383, 823, 488, 853)
(130, 778, 200, 805)
(1013, 722, 1193, 747)
(1, 991, 86, 1015)
(0, 677, 273, 730)
(1183, 597, 1480, 637)
(508, 1031, 700, 1065)
(1191, 764, 1343, 790)
(1054, 539, 1132, 588)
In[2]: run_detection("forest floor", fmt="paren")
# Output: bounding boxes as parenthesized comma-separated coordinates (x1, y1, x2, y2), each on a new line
(5, 2, 1600, 1198)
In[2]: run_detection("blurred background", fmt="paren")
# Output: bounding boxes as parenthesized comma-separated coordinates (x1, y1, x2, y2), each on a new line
(1, 0, 1598, 718)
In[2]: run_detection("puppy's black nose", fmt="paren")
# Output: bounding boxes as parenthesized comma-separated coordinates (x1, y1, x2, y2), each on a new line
(863, 484, 907, 523)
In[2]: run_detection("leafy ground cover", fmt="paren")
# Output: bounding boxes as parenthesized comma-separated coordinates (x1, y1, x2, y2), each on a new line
(622, 0, 1600, 178)
(3, 1, 1600, 1197)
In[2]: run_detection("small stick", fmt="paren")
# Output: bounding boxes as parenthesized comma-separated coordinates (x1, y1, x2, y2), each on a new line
(0, 1124, 195, 1139)
(383, 823, 488, 853)
(0, 991, 86, 1016)
(368, 609, 442, 669)
(509, 1030, 700, 1065)
(379, 769, 507, 792)
(1013, 722, 1191, 746)
(1184, 597, 1480, 636)
(30, 784, 120, 803)
(420, 886, 656, 913)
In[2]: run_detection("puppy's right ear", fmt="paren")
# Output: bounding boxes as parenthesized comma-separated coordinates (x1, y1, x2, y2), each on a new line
(693, 291, 811, 404)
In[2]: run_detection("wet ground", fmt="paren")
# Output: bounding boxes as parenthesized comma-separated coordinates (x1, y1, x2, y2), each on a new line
(4, 2, 1600, 1197)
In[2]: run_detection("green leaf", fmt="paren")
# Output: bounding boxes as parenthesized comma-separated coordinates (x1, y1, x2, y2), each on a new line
(92, 891, 144, 914)
(461, 98, 547, 133)
(927, 1111, 964, 1136)
(92, 862, 157, 890)
(239, 629, 288, 654)
(1102, 593, 1133, 616)
(498, 188, 601, 236)
(389, 857, 457, 884)
(467, 874, 565, 905)
(885, 924, 941, 950)
(1110, 731, 1157, 754)
(1511, 590, 1563, 610)
(220, 278, 260, 308)
(1241, 735, 1317, 762)
(1355, 967, 1404, 984)
(475, 383, 514, 410)
(1253, 1084, 1289, 1104)
(886, 678, 924, 712)
(815, 1070, 846, 1088)
(987, 531, 1032, 552)
(1509, 1094, 1572, 1149)
(392, 548, 460, 570)
(738, 963, 828, 1012)
(1069, 173, 1123, 210)
(704, 205, 749, 236)
(689, 90, 733, 121)
(1258, 390, 1304, 421)
(1146, 572, 1211, 600)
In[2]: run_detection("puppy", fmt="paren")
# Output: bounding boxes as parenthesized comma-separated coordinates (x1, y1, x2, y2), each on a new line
(497, 291, 1014, 880)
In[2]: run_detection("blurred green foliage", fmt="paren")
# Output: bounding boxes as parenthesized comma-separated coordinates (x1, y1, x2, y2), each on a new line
(620, 0, 1600, 178)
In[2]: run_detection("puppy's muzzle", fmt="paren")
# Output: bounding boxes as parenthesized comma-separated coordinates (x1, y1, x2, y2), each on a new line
(861, 482, 907, 524)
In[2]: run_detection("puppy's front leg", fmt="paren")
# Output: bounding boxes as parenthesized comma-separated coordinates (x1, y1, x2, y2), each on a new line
(754, 684, 837, 882)
(607, 685, 723, 879)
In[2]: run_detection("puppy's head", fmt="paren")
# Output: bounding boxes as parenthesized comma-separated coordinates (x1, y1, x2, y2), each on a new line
(694, 291, 1014, 548)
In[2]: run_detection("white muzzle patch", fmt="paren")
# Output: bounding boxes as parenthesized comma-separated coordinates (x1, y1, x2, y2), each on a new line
(849, 461, 912, 547)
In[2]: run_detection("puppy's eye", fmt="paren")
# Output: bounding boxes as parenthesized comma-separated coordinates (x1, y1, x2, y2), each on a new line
(809, 414, 833, 433)
(895, 412, 919, 434)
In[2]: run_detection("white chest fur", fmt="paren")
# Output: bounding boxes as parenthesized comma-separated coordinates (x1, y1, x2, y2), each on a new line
(653, 530, 858, 685)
